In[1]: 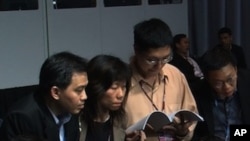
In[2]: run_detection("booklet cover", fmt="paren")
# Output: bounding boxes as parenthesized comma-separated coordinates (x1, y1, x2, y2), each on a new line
(126, 109, 204, 133)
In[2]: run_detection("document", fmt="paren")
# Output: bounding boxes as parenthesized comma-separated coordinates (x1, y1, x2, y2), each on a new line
(126, 109, 204, 133)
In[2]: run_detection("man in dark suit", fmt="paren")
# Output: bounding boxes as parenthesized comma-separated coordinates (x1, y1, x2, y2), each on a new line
(169, 34, 204, 94)
(0, 52, 88, 141)
(192, 48, 250, 141)
(215, 27, 247, 69)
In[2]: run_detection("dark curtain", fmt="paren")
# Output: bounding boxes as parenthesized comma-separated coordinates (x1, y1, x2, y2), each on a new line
(188, 0, 250, 67)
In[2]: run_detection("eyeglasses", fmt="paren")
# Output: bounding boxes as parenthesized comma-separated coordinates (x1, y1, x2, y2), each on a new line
(212, 74, 237, 89)
(144, 54, 173, 65)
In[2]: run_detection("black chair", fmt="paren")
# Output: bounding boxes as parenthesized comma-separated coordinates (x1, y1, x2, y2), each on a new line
(0, 85, 38, 119)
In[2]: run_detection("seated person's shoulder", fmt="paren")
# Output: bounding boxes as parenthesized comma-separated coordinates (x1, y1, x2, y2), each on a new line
(7, 93, 39, 116)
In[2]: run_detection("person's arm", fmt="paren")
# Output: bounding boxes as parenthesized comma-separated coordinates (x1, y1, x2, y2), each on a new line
(178, 74, 199, 141)
(125, 130, 146, 141)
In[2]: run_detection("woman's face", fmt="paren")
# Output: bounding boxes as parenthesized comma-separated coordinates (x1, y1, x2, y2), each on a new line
(100, 81, 127, 111)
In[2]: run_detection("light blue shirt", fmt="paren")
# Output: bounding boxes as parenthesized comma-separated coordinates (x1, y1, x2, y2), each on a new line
(48, 108, 71, 141)
(213, 92, 242, 141)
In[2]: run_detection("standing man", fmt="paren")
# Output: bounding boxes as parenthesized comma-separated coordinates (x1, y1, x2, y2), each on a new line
(216, 27, 247, 69)
(125, 18, 198, 141)
(0, 51, 88, 141)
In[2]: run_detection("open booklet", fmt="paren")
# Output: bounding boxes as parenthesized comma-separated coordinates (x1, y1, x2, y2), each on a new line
(126, 109, 204, 133)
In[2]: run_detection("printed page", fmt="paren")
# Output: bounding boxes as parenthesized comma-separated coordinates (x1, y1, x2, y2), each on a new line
(126, 110, 204, 133)
(126, 114, 150, 133)
(168, 109, 204, 122)
(126, 111, 171, 133)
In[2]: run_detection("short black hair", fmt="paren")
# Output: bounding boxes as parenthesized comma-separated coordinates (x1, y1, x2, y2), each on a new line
(172, 33, 187, 50)
(200, 48, 237, 76)
(133, 18, 173, 52)
(39, 51, 88, 97)
(82, 54, 132, 127)
(218, 27, 232, 36)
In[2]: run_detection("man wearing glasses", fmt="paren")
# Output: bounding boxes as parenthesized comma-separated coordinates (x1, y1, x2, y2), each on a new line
(193, 48, 250, 141)
(125, 18, 198, 141)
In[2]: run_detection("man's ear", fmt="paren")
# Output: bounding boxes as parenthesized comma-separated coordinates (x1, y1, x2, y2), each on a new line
(51, 86, 60, 100)
(175, 42, 180, 48)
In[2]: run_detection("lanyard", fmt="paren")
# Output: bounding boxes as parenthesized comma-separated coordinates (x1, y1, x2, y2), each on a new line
(139, 79, 166, 111)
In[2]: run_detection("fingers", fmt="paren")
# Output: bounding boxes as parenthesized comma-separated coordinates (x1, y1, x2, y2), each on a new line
(162, 124, 176, 132)
(126, 130, 139, 137)
(173, 116, 193, 128)
(173, 115, 187, 124)
(140, 130, 146, 141)
(126, 130, 145, 141)
(161, 124, 176, 137)
(167, 116, 193, 137)
(184, 121, 193, 128)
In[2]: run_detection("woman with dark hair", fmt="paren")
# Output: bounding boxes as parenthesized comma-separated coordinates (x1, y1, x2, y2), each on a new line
(79, 54, 141, 141)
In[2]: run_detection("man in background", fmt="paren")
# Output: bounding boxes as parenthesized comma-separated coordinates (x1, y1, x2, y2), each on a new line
(169, 33, 204, 94)
(215, 27, 247, 69)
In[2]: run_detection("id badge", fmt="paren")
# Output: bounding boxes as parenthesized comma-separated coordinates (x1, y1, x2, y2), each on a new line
(158, 133, 174, 141)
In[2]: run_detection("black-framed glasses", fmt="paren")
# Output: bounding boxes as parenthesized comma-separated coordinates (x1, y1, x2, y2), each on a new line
(212, 74, 237, 89)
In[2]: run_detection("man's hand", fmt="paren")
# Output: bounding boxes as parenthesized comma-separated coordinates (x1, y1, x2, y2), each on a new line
(161, 113, 193, 138)
(172, 113, 193, 137)
(125, 130, 146, 141)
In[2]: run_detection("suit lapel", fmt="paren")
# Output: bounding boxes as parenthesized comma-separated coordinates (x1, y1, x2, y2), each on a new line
(65, 115, 79, 141)
(44, 117, 60, 141)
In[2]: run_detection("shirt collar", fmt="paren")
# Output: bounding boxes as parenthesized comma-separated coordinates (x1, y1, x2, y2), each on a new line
(213, 91, 237, 103)
(48, 107, 72, 125)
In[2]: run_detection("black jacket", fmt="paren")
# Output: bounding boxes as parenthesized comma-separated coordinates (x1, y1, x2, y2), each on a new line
(0, 92, 80, 141)
(192, 69, 250, 141)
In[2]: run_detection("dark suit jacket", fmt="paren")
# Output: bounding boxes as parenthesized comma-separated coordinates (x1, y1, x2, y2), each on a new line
(169, 52, 203, 94)
(192, 69, 250, 141)
(0, 92, 80, 141)
(215, 44, 247, 69)
(231, 44, 247, 69)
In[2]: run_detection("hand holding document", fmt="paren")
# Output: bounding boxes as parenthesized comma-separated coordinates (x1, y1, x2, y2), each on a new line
(126, 109, 204, 133)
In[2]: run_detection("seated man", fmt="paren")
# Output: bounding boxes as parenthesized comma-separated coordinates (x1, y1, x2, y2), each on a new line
(0, 51, 88, 141)
(193, 48, 250, 141)
(169, 33, 204, 94)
